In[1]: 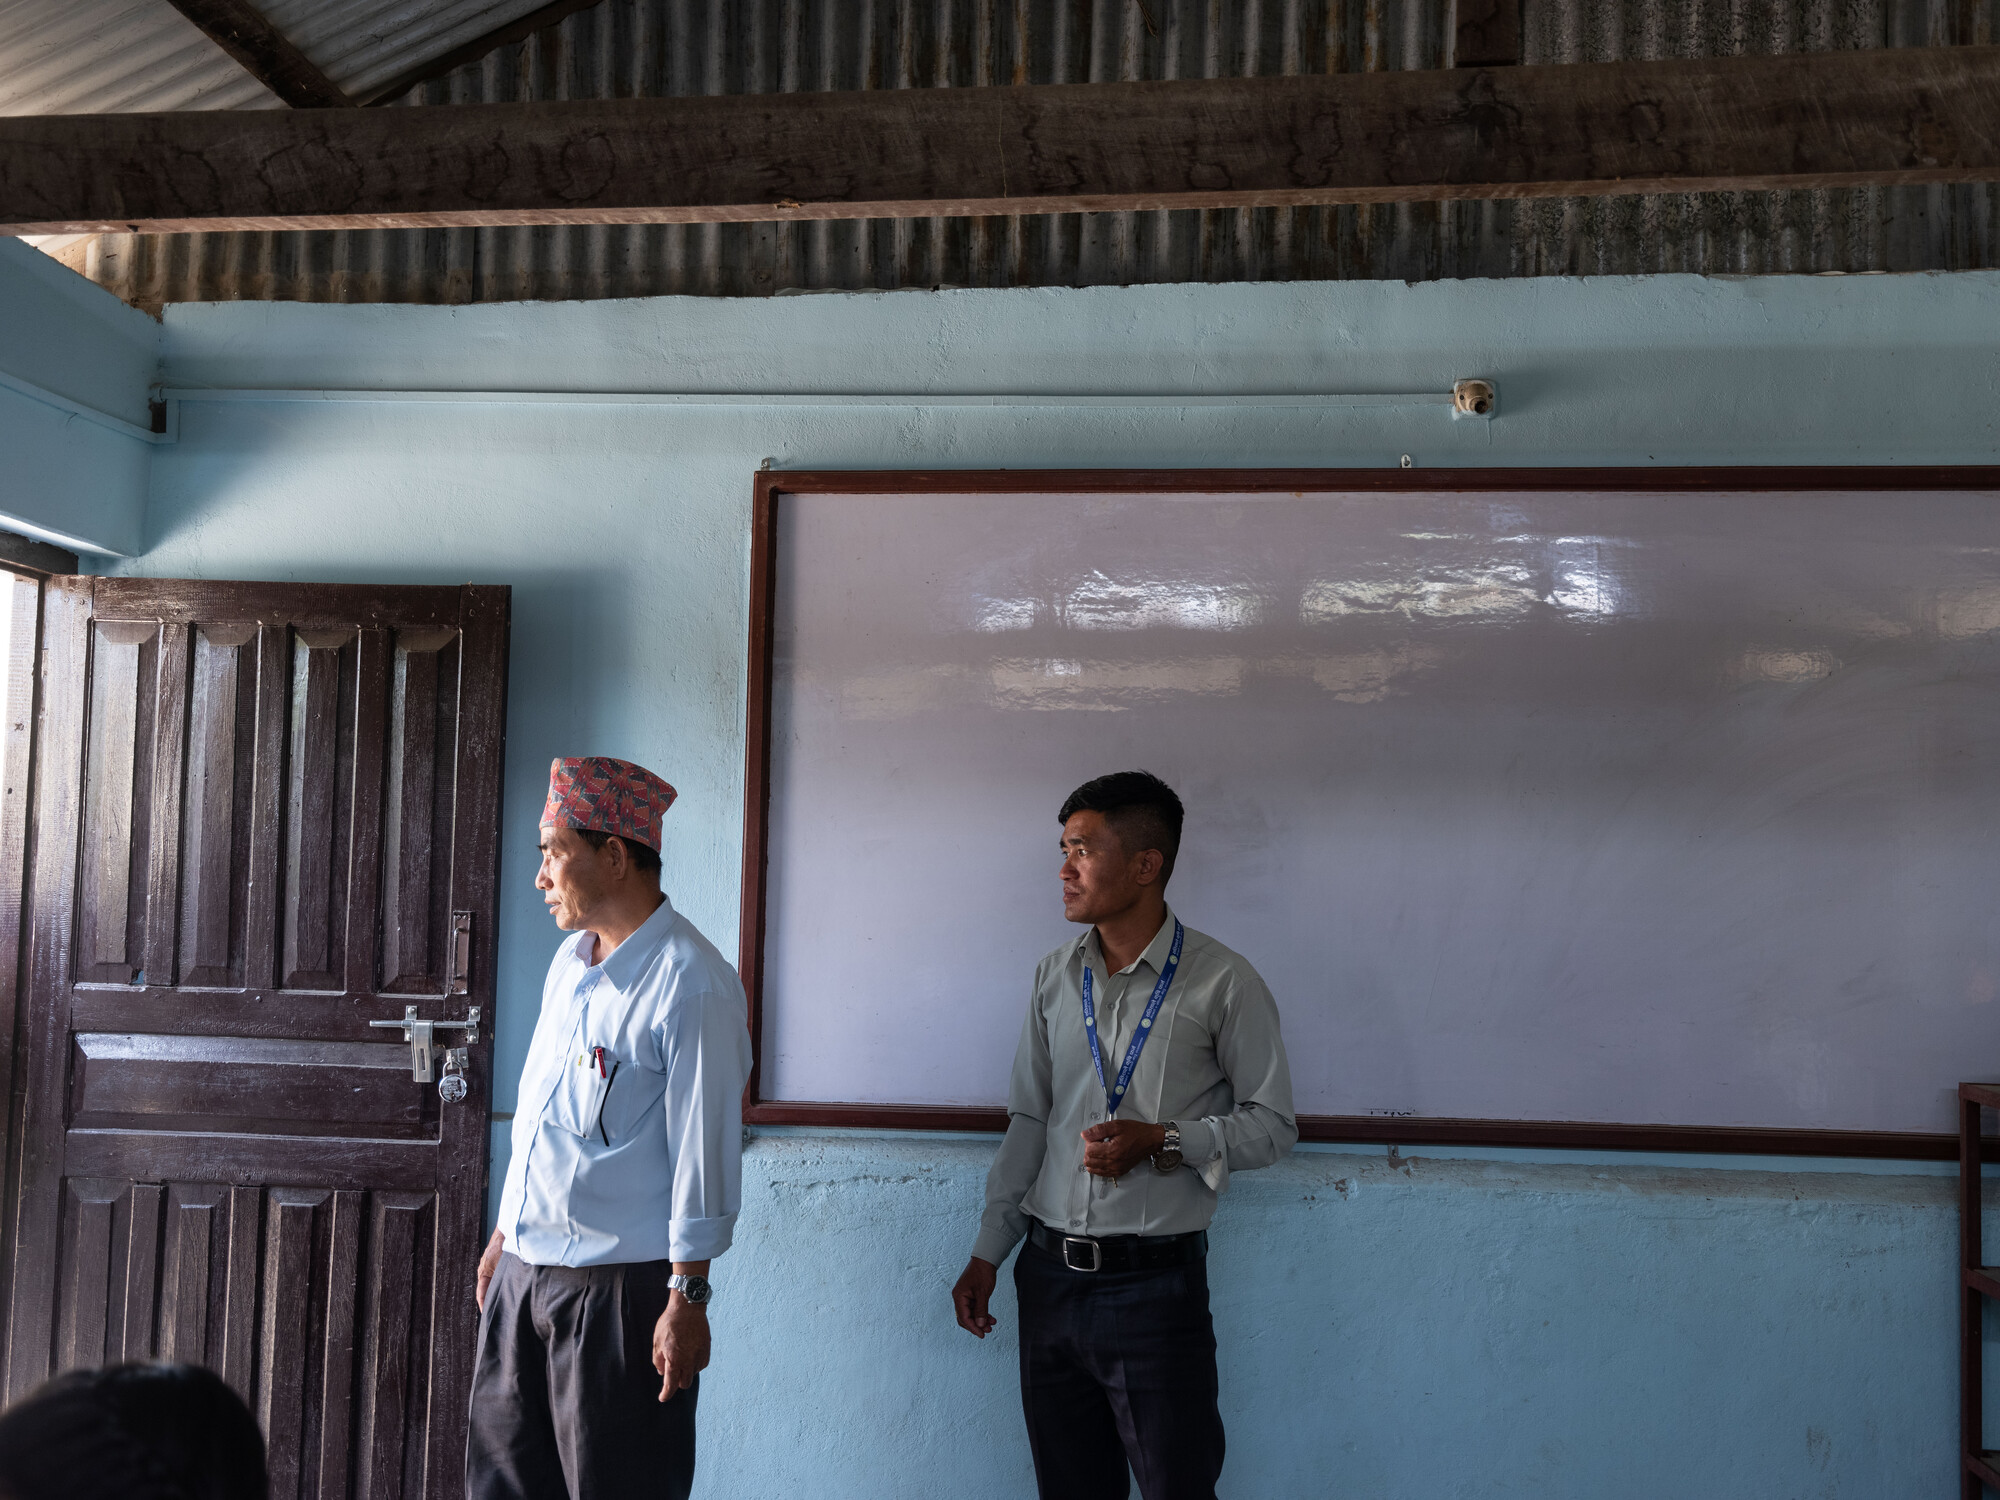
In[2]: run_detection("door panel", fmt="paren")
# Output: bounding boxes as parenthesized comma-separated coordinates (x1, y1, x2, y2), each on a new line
(12, 578, 509, 1500)
(283, 628, 354, 992)
(382, 629, 461, 995)
(77, 621, 153, 985)
(179, 622, 259, 989)
(69, 1033, 429, 1138)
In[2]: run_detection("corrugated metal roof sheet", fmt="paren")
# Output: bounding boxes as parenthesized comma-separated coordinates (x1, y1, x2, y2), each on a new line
(32, 0, 2000, 308)
(260, 0, 560, 100)
(0, 0, 272, 115)
(0, 0, 553, 114)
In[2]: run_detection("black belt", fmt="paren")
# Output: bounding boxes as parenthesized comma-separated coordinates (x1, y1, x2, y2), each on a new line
(1028, 1221, 1207, 1273)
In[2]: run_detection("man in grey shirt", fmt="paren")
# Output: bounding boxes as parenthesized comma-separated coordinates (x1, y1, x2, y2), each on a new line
(952, 771, 1297, 1500)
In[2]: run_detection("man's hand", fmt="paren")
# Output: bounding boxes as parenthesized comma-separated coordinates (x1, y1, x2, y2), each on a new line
(475, 1230, 505, 1311)
(952, 1257, 998, 1338)
(1081, 1120, 1167, 1179)
(653, 1294, 710, 1400)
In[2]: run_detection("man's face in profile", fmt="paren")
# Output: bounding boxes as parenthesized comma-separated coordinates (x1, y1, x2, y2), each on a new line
(1059, 809, 1150, 925)
(536, 824, 612, 931)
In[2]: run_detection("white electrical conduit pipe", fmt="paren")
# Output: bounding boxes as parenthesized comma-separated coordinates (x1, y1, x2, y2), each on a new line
(151, 381, 1498, 435)
(0, 367, 166, 444)
(0, 379, 1497, 447)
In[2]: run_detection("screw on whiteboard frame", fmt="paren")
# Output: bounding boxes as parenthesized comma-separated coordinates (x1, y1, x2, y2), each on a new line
(1400, 454, 1413, 468)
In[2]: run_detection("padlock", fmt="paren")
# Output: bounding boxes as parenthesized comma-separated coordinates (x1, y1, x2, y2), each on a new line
(439, 1047, 470, 1105)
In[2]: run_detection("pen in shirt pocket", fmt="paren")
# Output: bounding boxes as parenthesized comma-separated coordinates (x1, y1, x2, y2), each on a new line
(591, 1047, 620, 1145)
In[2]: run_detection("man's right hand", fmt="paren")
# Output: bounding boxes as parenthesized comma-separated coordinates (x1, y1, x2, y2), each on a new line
(952, 1256, 998, 1338)
(476, 1230, 506, 1311)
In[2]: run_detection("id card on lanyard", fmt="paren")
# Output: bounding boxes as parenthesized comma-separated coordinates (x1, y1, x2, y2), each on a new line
(1081, 920, 1185, 1116)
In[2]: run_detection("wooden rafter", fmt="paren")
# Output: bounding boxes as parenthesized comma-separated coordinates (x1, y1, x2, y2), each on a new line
(163, 0, 352, 109)
(2, 45, 1996, 235)
(1452, 0, 1522, 67)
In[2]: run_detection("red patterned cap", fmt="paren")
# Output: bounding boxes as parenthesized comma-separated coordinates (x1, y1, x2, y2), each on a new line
(542, 757, 678, 851)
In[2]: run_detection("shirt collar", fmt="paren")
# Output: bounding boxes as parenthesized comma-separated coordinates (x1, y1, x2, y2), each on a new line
(569, 893, 679, 991)
(1081, 905, 1177, 978)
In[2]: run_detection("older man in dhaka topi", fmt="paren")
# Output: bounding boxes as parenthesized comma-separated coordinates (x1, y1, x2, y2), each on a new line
(952, 770, 1297, 1500)
(466, 757, 753, 1500)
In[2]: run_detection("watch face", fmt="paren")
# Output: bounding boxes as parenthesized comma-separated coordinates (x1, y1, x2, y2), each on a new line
(1152, 1149, 1183, 1172)
(675, 1275, 712, 1304)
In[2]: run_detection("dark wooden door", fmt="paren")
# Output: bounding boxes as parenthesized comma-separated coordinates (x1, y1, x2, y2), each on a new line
(8, 578, 509, 1500)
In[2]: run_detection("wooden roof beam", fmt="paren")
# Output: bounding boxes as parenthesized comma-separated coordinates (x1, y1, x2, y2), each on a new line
(1452, 0, 1522, 68)
(2, 45, 1996, 235)
(162, 0, 353, 109)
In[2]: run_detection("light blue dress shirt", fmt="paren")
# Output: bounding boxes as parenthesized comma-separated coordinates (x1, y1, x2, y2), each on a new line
(495, 894, 753, 1266)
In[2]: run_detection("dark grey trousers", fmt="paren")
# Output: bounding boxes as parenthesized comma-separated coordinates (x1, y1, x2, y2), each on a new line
(1015, 1237, 1226, 1500)
(466, 1252, 697, 1500)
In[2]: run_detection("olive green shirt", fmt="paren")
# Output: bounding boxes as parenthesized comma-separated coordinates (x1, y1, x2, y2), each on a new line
(972, 907, 1298, 1265)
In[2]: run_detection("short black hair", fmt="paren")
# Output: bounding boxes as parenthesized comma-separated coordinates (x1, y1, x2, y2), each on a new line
(1058, 770, 1185, 886)
(578, 828, 663, 875)
(0, 1361, 267, 1500)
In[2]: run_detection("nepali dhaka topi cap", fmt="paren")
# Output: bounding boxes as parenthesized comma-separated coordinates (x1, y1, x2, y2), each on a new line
(543, 757, 678, 852)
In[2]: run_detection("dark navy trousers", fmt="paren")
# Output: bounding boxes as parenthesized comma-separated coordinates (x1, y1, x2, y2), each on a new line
(1014, 1237, 1227, 1500)
(465, 1252, 697, 1500)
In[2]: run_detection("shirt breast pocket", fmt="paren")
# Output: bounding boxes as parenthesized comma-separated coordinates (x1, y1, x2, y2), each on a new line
(545, 1046, 666, 1145)
(596, 1057, 667, 1145)
(542, 1047, 606, 1140)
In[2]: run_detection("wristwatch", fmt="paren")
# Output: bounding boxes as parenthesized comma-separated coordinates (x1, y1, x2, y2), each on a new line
(667, 1273, 713, 1306)
(1151, 1122, 1183, 1173)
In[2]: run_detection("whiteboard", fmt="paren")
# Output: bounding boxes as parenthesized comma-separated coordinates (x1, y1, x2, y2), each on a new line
(759, 485, 2000, 1136)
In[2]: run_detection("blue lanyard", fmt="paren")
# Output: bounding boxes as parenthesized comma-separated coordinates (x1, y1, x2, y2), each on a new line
(1081, 920, 1184, 1117)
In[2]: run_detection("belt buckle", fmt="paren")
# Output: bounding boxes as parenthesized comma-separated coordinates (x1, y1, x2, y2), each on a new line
(1061, 1236, 1102, 1273)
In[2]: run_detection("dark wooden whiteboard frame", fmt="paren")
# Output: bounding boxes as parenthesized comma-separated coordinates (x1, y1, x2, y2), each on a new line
(740, 467, 2000, 1161)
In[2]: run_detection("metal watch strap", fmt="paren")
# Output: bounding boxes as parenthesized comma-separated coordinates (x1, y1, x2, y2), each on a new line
(667, 1273, 713, 1305)
(1152, 1121, 1183, 1171)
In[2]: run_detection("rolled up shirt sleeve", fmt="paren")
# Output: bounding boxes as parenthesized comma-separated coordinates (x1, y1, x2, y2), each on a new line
(661, 983, 752, 1261)
(1189, 969, 1297, 1194)
(972, 982, 1054, 1266)
(1178, 1115, 1224, 1168)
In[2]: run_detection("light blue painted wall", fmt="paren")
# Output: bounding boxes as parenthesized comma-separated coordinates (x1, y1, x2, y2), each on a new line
(109, 270, 2000, 1496)
(0, 239, 158, 555)
(719, 1134, 1966, 1499)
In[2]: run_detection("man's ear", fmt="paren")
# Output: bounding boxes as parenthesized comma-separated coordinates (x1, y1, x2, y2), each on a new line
(1133, 847, 1165, 887)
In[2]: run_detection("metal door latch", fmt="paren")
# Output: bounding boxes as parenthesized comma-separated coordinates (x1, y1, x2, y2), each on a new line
(449, 911, 473, 995)
(370, 1004, 481, 1082)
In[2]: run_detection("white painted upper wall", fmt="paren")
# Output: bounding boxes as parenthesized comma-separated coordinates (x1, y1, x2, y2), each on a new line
(157, 272, 2000, 465)
(0, 237, 158, 554)
(119, 270, 2000, 1121)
